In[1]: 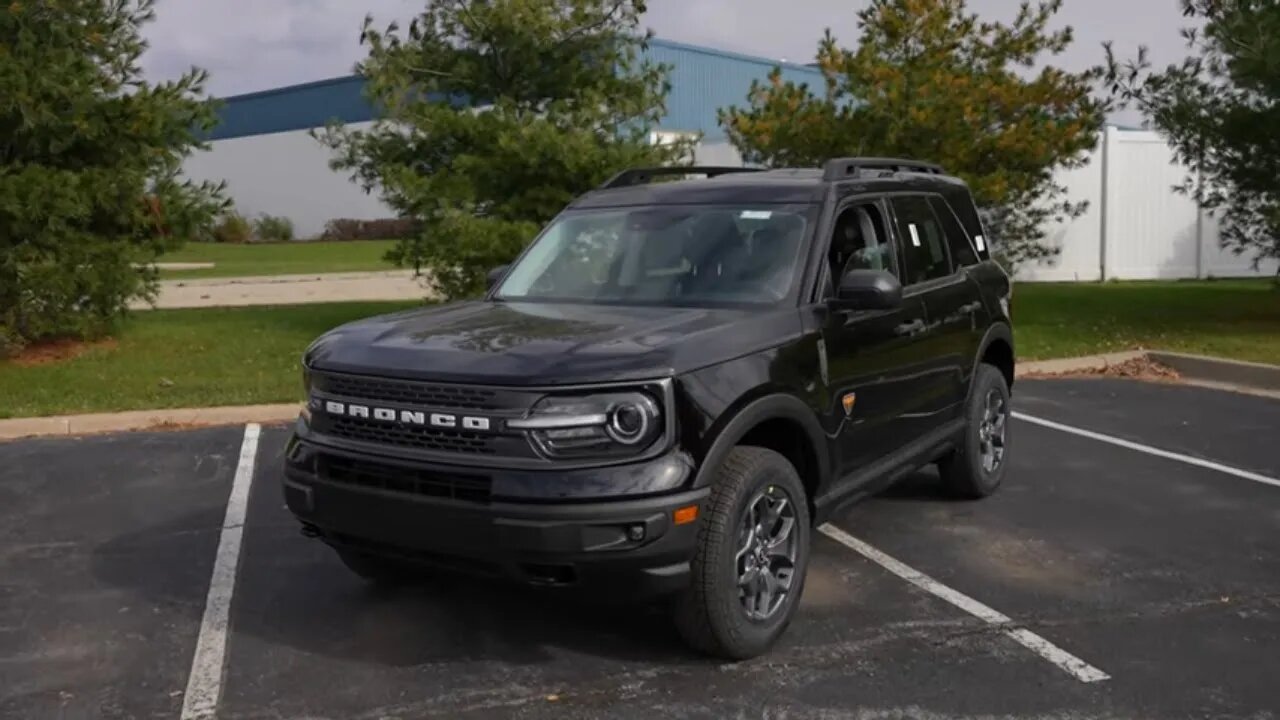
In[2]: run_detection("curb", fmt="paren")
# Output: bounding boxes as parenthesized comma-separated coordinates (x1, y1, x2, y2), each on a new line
(1015, 351, 1147, 378)
(0, 403, 301, 442)
(1146, 351, 1280, 391)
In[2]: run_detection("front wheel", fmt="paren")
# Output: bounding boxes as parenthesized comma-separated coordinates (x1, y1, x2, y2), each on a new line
(939, 363, 1012, 499)
(673, 446, 810, 660)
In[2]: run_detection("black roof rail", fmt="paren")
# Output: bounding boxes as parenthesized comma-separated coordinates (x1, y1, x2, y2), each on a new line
(822, 157, 945, 180)
(598, 166, 764, 190)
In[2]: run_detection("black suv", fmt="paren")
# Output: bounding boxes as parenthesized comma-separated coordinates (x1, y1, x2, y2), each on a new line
(285, 157, 1015, 659)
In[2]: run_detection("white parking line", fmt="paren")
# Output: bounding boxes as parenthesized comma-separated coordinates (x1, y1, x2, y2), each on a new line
(818, 524, 1110, 684)
(1014, 412, 1280, 489)
(181, 423, 261, 720)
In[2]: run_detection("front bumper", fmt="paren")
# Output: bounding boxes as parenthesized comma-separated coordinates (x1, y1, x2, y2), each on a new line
(283, 434, 709, 598)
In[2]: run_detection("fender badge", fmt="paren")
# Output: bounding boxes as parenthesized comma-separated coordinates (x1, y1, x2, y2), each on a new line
(842, 393, 857, 416)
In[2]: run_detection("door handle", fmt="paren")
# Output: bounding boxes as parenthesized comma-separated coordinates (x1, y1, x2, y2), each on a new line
(894, 318, 925, 336)
(959, 301, 982, 314)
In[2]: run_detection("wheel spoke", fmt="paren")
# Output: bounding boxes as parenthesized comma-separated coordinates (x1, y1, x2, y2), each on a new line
(755, 573, 774, 615)
(761, 496, 788, 531)
(767, 517, 795, 555)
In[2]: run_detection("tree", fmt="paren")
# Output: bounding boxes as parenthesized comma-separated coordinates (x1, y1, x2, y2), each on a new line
(317, 0, 691, 300)
(0, 0, 224, 356)
(719, 0, 1110, 270)
(1108, 0, 1280, 278)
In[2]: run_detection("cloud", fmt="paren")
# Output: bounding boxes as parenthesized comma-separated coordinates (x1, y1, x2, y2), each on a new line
(142, 0, 1187, 101)
(142, 0, 418, 96)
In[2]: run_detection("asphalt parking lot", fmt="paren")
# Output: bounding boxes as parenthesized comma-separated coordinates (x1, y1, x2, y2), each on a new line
(2, 378, 1278, 720)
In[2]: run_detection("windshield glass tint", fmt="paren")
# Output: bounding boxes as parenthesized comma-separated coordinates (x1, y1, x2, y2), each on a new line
(496, 205, 812, 305)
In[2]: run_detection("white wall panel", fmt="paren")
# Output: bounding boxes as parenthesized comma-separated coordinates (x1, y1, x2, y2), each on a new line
(184, 122, 393, 238)
(1015, 154, 1103, 282)
(1103, 130, 1201, 279)
(1198, 210, 1280, 278)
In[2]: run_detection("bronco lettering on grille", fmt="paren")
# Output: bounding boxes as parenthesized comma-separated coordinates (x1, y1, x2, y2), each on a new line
(319, 400, 492, 431)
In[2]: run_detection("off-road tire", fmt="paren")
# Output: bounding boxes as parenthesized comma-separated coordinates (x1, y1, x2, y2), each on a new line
(939, 363, 1011, 499)
(673, 446, 810, 660)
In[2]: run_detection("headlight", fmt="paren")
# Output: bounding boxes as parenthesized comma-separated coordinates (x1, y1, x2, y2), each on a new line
(510, 391, 662, 459)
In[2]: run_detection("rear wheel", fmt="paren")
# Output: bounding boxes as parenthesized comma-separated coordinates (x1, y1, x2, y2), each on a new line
(939, 363, 1011, 499)
(336, 549, 419, 585)
(673, 446, 810, 660)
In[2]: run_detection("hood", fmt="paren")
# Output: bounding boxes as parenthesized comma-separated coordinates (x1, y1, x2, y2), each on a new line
(305, 300, 802, 385)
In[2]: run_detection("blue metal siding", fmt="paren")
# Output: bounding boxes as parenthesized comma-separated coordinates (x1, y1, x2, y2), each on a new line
(208, 75, 372, 140)
(642, 39, 823, 140)
(209, 38, 825, 141)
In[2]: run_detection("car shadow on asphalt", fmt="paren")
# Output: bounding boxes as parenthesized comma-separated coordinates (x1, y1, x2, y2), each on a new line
(89, 509, 707, 670)
(874, 467, 948, 501)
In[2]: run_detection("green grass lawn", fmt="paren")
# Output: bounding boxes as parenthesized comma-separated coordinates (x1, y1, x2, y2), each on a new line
(1, 280, 1276, 418)
(1015, 279, 1280, 363)
(0, 301, 420, 419)
(156, 240, 399, 279)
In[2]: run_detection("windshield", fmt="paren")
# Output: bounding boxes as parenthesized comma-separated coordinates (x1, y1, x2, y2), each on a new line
(495, 204, 814, 306)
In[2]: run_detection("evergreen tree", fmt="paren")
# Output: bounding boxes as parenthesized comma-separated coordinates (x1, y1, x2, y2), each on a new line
(318, 0, 691, 299)
(0, 0, 224, 355)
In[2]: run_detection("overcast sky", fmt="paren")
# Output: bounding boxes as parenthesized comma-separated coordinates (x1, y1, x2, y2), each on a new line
(143, 0, 1189, 107)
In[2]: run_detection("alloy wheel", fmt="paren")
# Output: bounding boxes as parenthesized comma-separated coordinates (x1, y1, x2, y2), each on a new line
(736, 486, 799, 621)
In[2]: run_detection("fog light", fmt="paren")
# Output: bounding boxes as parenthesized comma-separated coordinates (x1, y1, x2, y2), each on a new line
(627, 524, 645, 542)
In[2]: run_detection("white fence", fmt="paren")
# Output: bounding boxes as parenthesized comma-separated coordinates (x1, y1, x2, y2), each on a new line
(186, 125, 1278, 281)
(1018, 126, 1277, 282)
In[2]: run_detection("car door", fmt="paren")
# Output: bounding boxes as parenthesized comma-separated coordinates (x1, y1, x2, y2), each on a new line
(885, 195, 963, 435)
(813, 196, 932, 478)
(926, 195, 987, 411)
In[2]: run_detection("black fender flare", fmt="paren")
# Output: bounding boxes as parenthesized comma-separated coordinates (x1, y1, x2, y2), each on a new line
(691, 393, 832, 495)
(969, 321, 1014, 397)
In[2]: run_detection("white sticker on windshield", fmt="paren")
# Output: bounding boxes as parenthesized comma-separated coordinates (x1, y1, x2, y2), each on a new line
(974, 234, 986, 251)
(908, 224, 921, 247)
(739, 210, 773, 220)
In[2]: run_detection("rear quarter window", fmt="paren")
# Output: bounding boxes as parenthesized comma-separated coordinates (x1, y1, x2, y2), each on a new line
(942, 187, 990, 260)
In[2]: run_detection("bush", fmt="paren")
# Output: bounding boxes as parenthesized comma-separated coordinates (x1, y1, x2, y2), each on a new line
(211, 212, 252, 244)
(0, 0, 223, 357)
(321, 217, 421, 241)
(253, 214, 295, 243)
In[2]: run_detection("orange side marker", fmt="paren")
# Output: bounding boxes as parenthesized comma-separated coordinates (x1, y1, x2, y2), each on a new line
(673, 505, 699, 525)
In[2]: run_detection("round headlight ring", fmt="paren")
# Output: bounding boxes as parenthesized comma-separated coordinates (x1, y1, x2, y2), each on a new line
(606, 397, 656, 445)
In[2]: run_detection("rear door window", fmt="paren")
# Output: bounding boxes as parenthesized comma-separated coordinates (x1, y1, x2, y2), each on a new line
(890, 196, 953, 285)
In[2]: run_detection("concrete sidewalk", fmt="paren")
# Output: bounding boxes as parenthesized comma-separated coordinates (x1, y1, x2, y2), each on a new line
(133, 270, 432, 309)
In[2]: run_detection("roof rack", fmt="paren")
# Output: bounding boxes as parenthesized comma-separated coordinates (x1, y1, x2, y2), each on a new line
(821, 157, 945, 181)
(598, 166, 764, 190)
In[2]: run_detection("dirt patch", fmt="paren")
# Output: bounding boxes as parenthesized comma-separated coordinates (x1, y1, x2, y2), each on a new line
(143, 420, 210, 433)
(1023, 355, 1181, 382)
(9, 338, 119, 367)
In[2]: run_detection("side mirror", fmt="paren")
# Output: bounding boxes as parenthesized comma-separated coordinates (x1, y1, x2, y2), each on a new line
(486, 264, 509, 291)
(829, 269, 902, 311)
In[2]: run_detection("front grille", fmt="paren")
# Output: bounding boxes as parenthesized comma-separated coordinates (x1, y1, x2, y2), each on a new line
(319, 454, 492, 504)
(326, 417, 497, 455)
(313, 372, 501, 410)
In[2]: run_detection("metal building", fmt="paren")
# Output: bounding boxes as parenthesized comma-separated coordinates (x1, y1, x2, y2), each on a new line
(185, 38, 825, 238)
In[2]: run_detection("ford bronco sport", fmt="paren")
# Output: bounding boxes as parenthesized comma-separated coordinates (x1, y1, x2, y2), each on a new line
(284, 157, 1015, 659)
